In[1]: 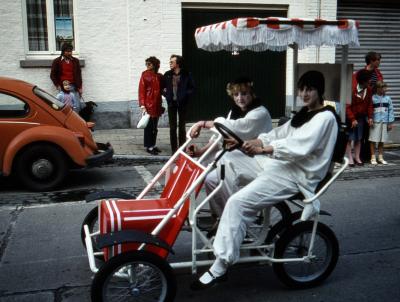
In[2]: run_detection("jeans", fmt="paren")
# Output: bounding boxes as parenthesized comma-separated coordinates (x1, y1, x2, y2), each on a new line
(69, 84, 82, 112)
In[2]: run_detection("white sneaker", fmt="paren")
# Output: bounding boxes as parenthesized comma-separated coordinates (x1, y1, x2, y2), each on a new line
(378, 158, 388, 165)
(301, 200, 320, 221)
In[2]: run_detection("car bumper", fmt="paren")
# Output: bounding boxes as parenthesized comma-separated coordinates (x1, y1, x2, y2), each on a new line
(86, 142, 114, 166)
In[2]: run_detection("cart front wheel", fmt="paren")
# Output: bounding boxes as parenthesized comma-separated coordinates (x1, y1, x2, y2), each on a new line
(81, 206, 103, 260)
(273, 221, 339, 288)
(91, 251, 176, 302)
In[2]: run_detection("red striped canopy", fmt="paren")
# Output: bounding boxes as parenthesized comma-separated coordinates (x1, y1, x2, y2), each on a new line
(195, 17, 360, 52)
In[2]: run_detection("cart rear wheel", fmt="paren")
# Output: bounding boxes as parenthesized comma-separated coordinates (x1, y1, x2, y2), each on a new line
(273, 221, 339, 288)
(265, 210, 302, 244)
(246, 202, 291, 242)
(91, 251, 176, 302)
(81, 206, 102, 260)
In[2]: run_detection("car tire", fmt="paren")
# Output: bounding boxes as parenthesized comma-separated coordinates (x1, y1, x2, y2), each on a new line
(16, 144, 67, 191)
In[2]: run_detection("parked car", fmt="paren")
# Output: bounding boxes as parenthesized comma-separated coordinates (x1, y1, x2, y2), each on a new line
(0, 77, 114, 191)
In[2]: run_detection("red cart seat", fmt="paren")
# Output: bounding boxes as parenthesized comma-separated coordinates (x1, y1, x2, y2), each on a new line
(100, 154, 204, 260)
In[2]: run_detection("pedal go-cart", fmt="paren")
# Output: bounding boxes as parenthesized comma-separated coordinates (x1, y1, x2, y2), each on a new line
(82, 16, 358, 301)
(83, 120, 348, 301)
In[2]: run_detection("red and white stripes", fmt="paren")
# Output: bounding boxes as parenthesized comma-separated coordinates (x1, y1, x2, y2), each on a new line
(195, 17, 359, 52)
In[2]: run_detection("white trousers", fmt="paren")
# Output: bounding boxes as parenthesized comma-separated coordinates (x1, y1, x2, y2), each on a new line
(205, 150, 262, 216)
(213, 158, 299, 265)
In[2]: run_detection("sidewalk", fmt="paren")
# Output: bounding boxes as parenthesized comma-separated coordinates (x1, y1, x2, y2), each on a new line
(93, 125, 211, 157)
(93, 125, 400, 157)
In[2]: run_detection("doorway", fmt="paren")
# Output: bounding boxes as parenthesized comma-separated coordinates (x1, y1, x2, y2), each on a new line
(182, 7, 287, 121)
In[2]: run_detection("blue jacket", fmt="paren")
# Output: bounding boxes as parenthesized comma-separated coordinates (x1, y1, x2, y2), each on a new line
(163, 69, 195, 107)
(372, 94, 394, 123)
(56, 91, 79, 112)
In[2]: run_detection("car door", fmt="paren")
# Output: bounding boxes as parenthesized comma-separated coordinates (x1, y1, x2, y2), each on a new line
(0, 92, 33, 171)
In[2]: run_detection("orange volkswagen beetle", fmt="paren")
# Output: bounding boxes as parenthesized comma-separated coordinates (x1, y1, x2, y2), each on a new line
(0, 77, 114, 191)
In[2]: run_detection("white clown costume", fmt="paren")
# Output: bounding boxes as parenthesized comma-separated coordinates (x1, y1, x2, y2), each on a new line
(204, 105, 272, 216)
(210, 108, 338, 276)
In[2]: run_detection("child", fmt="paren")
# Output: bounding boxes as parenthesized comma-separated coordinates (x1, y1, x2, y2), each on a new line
(369, 81, 394, 165)
(56, 80, 79, 112)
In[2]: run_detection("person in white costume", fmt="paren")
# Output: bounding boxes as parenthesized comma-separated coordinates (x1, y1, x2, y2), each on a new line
(191, 70, 340, 290)
(188, 77, 272, 217)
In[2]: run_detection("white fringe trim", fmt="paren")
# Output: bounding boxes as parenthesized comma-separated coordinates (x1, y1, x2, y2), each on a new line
(195, 19, 359, 52)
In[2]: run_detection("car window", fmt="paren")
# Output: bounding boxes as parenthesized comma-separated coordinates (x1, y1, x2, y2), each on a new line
(33, 87, 65, 110)
(0, 93, 30, 118)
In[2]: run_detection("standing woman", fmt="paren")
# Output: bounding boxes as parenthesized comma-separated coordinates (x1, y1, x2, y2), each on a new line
(345, 69, 373, 166)
(138, 56, 164, 155)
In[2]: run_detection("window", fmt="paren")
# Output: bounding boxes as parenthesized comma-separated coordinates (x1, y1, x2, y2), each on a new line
(23, 0, 76, 54)
(34, 87, 65, 110)
(0, 94, 30, 118)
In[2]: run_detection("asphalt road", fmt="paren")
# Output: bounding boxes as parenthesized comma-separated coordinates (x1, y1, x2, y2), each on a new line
(1, 156, 400, 301)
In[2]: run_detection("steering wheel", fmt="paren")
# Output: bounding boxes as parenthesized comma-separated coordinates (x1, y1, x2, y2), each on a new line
(214, 122, 244, 152)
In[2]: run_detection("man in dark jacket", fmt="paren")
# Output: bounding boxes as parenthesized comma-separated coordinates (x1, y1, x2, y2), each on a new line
(163, 55, 195, 152)
(50, 43, 83, 111)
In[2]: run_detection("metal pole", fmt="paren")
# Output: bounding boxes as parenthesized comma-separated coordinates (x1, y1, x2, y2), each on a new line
(292, 43, 298, 112)
(339, 45, 349, 122)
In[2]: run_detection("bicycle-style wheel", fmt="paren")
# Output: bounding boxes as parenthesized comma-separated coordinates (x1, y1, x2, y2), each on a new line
(246, 201, 291, 243)
(81, 206, 103, 260)
(273, 221, 339, 288)
(91, 251, 176, 302)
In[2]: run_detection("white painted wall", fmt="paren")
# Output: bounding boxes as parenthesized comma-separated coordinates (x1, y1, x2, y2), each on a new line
(0, 0, 338, 106)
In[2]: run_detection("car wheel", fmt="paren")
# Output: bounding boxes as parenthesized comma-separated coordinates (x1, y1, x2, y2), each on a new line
(16, 144, 67, 191)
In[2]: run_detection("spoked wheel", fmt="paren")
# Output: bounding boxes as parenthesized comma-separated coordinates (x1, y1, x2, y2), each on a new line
(265, 210, 302, 244)
(81, 206, 102, 260)
(246, 202, 291, 243)
(91, 251, 176, 302)
(273, 221, 339, 288)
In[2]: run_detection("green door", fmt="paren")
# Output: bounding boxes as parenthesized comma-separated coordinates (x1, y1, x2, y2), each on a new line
(182, 9, 287, 121)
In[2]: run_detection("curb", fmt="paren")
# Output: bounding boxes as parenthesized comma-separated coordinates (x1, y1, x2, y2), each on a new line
(113, 154, 170, 161)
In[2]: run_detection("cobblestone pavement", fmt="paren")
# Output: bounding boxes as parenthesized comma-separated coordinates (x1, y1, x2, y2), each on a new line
(1, 157, 399, 207)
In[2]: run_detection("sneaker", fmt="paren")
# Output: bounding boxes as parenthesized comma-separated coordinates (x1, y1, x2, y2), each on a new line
(378, 158, 388, 165)
(370, 158, 378, 165)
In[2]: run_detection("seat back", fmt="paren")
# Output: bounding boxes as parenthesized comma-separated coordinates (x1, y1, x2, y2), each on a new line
(331, 123, 348, 163)
(99, 153, 206, 260)
(160, 153, 204, 207)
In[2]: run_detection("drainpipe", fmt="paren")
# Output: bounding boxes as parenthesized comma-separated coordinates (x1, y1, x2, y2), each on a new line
(316, 0, 321, 63)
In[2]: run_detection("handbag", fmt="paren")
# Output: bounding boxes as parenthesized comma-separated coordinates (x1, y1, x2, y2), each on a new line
(137, 111, 150, 129)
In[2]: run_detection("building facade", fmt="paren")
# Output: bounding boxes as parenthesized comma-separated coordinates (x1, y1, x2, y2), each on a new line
(0, 0, 397, 129)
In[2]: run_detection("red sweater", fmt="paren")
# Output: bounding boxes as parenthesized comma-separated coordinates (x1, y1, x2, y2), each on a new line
(60, 60, 74, 83)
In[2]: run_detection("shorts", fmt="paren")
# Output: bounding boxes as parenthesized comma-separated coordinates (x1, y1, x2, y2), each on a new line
(348, 117, 365, 141)
(369, 122, 389, 143)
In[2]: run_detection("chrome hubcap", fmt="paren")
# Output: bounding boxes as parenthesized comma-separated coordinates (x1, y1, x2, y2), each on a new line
(31, 159, 53, 179)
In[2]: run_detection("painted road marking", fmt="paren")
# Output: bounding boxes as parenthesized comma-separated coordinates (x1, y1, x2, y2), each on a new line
(134, 165, 163, 190)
